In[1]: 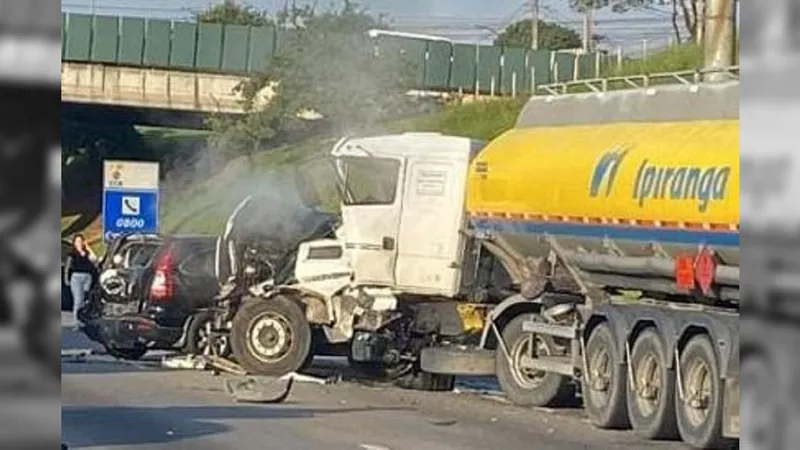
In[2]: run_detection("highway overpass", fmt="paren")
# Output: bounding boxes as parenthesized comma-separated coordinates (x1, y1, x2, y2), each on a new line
(61, 13, 607, 126)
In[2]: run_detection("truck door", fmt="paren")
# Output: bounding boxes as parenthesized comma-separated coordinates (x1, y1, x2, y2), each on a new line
(395, 159, 467, 296)
(338, 155, 404, 286)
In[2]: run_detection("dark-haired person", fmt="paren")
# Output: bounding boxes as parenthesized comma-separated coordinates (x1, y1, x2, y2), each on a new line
(64, 234, 97, 329)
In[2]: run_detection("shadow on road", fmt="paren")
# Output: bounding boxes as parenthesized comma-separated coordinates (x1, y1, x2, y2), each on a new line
(62, 404, 413, 448)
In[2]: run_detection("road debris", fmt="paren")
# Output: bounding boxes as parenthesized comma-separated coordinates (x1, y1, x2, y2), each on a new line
(427, 417, 457, 426)
(61, 349, 94, 363)
(224, 376, 294, 403)
(222, 370, 341, 403)
(161, 354, 208, 370)
(160, 354, 247, 375)
(207, 355, 249, 376)
(279, 371, 341, 385)
(359, 444, 392, 450)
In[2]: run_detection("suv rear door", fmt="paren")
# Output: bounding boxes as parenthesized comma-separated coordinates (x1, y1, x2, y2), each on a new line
(138, 236, 219, 322)
(174, 238, 219, 311)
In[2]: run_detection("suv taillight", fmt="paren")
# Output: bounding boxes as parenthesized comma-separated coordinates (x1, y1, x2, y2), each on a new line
(149, 246, 175, 302)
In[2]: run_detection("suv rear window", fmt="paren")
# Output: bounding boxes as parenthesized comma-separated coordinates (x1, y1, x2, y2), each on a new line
(178, 248, 216, 277)
(129, 244, 160, 268)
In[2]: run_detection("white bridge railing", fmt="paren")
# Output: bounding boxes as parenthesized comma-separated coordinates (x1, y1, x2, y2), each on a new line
(534, 66, 740, 96)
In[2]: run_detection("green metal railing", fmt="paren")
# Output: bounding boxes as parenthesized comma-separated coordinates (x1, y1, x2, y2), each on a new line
(61, 13, 612, 95)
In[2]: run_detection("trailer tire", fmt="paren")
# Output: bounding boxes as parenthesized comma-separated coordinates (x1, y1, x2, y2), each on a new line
(626, 328, 678, 439)
(496, 314, 573, 407)
(582, 322, 629, 429)
(675, 335, 736, 449)
(231, 296, 312, 377)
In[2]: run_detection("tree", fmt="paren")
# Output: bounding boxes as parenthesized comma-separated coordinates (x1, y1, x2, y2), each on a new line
(194, 0, 271, 26)
(496, 19, 583, 50)
(569, 0, 702, 44)
(207, 1, 416, 161)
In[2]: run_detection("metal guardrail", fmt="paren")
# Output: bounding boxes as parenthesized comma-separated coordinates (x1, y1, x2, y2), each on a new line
(534, 66, 740, 96)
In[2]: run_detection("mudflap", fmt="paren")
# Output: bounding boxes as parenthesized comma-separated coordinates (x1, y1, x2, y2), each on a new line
(723, 376, 739, 438)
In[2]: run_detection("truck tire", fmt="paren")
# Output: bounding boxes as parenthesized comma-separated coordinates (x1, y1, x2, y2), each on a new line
(420, 346, 495, 376)
(496, 314, 573, 407)
(230, 296, 312, 376)
(582, 322, 629, 429)
(675, 335, 736, 449)
(626, 328, 678, 439)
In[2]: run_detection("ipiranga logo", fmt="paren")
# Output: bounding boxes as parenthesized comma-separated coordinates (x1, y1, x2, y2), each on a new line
(589, 148, 629, 197)
(590, 148, 732, 213)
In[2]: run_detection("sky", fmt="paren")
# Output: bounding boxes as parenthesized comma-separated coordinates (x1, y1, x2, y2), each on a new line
(61, 0, 682, 54)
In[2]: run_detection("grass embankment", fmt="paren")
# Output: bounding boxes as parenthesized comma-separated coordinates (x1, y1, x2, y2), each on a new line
(603, 43, 707, 77)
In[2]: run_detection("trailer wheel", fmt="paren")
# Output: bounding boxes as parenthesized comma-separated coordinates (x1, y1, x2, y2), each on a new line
(675, 335, 735, 449)
(582, 322, 629, 429)
(626, 328, 678, 439)
(496, 314, 572, 407)
(231, 296, 312, 376)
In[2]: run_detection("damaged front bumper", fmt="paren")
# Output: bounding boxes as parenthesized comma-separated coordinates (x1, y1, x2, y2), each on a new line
(82, 315, 183, 350)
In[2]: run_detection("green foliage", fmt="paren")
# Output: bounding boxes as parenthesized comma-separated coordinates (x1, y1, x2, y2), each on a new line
(61, 122, 155, 165)
(603, 42, 704, 76)
(389, 99, 527, 142)
(206, 0, 415, 161)
(194, 1, 272, 26)
(496, 19, 583, 50)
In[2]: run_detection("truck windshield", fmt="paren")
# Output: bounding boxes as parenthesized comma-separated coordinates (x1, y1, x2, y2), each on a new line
(336, 156, 400, 206)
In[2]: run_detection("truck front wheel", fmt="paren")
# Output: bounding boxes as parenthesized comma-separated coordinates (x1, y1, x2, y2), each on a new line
(496, 314, 572, 407)
(230, 296, 312, 376)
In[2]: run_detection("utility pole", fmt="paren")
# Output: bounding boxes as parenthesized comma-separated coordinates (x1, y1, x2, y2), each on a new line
(695, 0, 706, 44)
(582, 5, 593, 52)
(531, 0, 540, 50)
(703, 0, 736, 81)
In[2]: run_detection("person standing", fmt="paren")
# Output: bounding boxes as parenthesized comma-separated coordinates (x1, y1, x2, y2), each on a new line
(64, 234, 97, 329)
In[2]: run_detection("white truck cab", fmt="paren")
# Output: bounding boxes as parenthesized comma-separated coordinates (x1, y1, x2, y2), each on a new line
(295, 133, 485, 298)
(229, 132, 487, 387)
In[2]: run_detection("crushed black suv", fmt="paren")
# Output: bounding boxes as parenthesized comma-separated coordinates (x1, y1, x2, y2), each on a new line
(81, 233, 220, 360)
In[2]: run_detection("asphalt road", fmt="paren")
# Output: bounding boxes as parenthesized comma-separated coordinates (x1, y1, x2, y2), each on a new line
(61, 313, 692, 450)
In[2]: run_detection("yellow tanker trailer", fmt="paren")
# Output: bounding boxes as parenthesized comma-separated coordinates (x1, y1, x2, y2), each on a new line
(420, 81, 739, 450)
(467, 117, 739, 303)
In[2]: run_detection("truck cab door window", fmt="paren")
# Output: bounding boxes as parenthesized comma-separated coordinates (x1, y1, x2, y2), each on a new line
(340, 157, 400, 205)
(336, 156, 404, 286)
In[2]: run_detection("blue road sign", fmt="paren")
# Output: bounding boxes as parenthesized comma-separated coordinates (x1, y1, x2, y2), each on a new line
(102, 189, 159, 242)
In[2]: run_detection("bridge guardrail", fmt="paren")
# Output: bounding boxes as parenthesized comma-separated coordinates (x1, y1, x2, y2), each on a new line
(61, 12, 609, 96)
